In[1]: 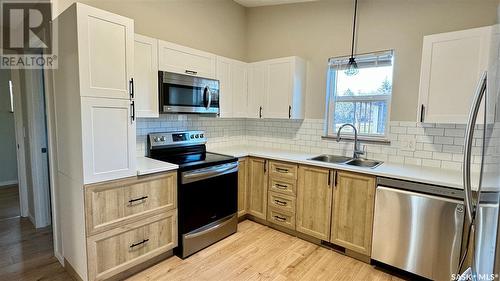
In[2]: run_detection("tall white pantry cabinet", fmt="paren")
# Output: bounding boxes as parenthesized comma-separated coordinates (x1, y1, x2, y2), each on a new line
(53, 3, 135, 280)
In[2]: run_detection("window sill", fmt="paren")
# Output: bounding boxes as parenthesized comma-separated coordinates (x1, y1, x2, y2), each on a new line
(321, 135, 391, 145)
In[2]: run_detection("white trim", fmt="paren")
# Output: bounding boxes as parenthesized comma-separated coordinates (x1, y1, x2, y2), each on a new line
(43, 66, 63, 263)
(10, 69, 29, 218)
(0, 180, 19, 187)
(25, 69, 51, 228)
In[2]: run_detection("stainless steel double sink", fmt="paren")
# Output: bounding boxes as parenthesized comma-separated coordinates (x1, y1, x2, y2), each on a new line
(308, 154, 383, 169)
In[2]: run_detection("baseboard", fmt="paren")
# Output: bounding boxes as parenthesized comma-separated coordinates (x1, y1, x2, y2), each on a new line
(64, 258, 84, 281)
(0, 180, 18, 188)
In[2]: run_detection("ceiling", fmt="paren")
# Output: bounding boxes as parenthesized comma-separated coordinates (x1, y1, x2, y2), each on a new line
(233, 0, 319, 8)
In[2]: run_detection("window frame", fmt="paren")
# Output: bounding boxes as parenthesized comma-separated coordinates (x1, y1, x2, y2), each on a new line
(324, 50, 394, 142)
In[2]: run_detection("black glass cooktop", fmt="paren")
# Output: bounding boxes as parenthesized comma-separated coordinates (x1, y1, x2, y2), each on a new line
(148, 145, 236, 170)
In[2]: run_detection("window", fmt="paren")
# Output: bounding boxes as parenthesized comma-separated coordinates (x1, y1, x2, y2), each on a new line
(325, 50, 394, 141)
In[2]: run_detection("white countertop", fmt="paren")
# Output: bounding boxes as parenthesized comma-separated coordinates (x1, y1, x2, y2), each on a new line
(137, 156, 178, 176)
(209, 145, 472, 190)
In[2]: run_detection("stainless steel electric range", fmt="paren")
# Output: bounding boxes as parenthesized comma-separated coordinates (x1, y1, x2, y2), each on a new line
(147, 131, 238, 258)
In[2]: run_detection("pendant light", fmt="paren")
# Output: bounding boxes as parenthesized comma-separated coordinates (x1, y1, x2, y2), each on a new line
(345, 0, 359, 76)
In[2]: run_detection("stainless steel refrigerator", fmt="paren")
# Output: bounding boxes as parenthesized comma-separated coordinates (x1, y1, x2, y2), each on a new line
(460, 23, 500, 280)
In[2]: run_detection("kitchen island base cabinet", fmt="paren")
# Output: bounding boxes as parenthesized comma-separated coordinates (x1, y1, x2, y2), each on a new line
(296, 166, 333, 241)
(330, 171, 376, 256)
(247, 158, 268, 219)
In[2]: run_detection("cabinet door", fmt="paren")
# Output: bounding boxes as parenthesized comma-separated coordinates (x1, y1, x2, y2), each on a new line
(296, 166, 333, 241)
(76, 3, 134, 99)
(81, 97, 136, 184)
(134, 34, 159, 118)
(247, 63, 268, 118)
(158, 40, 216, 79)
(330, 171, 375, 256)
(247, 158, 268, 219)
(231, 61, 248, 118)
(418, 26, 492, 123)
(237, 158, 248, 217)
(216, 57, 233, 118)
(266, 59, 292, 119)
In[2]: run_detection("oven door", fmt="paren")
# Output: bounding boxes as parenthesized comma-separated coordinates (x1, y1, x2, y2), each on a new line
(159, 71, 219, 114)
(179, 162, 238, 234)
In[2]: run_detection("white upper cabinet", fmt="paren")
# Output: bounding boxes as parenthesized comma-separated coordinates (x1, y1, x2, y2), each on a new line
(216, 56, 248, 118)
(81, 98, 136, 184)
(158, 40, 216, 79)
(248, 57, 306, 119)
(417, 26, 493, 123)
(76, 4, 134, 100)
(248, 62, 268, 118)
(134, 34, 159, 118)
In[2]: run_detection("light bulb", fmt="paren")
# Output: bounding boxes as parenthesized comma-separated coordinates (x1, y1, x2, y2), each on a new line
(344, 57, 359, 76)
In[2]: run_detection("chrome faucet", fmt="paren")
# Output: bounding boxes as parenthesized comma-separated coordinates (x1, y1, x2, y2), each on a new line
(336, 124, 365, 159)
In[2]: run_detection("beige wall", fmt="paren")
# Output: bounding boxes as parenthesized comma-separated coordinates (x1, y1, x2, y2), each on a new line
(246, 0, 498, 120)
(52, 0, 498, 120)
(53, 0, 247, 61)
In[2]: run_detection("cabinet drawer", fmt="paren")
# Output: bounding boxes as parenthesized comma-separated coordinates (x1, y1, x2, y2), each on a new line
(269, 161, 297, 180)
(87, 210, 177, 281)
(85, 172, 177, 236)
(267, 207, 295, 230)
(269, 177, 296, 196)
(268, 192, 295, 213)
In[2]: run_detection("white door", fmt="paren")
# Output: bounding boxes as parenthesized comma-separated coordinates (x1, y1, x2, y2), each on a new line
(158, 40, 216, 79)
(134, 34, 159, 118)
(247, 63, 268, 118)
(216, 57, 233, 118)
(76, 3, 134, 100)
(266, 59, 292, 119)
(232, 61, 248, 118)
(81, 97, 136, 184)
(418, 26, 492, 123)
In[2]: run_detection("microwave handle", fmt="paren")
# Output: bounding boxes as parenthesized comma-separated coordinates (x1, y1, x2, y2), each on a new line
(204, 86, 212, 109)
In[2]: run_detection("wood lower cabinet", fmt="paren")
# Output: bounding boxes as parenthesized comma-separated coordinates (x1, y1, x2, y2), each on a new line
(247, 158, 268, 219)
(296, 166, 333, 241)
(330, 171, 376, 256)
(84, 171, 178, 281)
(87, 210, 177, 281)
(85, 172, 176, 235)
(237, 158, 248, 217)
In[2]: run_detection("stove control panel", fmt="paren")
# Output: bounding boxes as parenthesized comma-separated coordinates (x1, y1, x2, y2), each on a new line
(149, 131, 207, 148)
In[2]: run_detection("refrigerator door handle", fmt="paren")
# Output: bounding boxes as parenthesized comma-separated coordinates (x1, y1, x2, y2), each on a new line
(463, 71, 487, 223)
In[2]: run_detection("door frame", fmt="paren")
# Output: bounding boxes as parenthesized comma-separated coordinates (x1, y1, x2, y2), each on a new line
(9, 69, 29, 218)
(43, 66, 63, 263)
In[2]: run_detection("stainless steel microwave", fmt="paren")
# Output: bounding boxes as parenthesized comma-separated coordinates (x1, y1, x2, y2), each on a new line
(159, 71, 220, 114)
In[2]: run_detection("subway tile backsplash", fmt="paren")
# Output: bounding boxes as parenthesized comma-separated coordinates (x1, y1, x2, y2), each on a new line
(137, 116, 499, 172)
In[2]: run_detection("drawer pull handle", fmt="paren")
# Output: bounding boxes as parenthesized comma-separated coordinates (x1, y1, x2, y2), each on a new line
(128, 196, 148, 205)
(274, 199, 287, 206)
(185, 70, 198, 75)
(275, 183, 288, 189)
(275, 168, 289, 173)
(274, 215, 286, 222)
(130, 239, 149, 249)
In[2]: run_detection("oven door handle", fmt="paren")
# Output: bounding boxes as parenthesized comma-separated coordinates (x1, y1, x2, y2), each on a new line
(182, 162, 238, 184)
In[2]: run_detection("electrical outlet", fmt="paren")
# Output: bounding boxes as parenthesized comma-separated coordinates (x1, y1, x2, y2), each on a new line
(405, 139, 416, 151)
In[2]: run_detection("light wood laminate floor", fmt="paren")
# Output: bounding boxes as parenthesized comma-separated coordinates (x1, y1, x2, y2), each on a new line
(0, 218, 74, 281)
(0, 185, 20, 220)
(127, 220, 403, 281)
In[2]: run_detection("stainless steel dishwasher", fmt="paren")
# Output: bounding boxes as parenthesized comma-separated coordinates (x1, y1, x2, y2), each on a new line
(372, 177, 465, 281)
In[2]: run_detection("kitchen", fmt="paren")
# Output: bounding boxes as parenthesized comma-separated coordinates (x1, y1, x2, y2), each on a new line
(1, 0, 499, 280)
